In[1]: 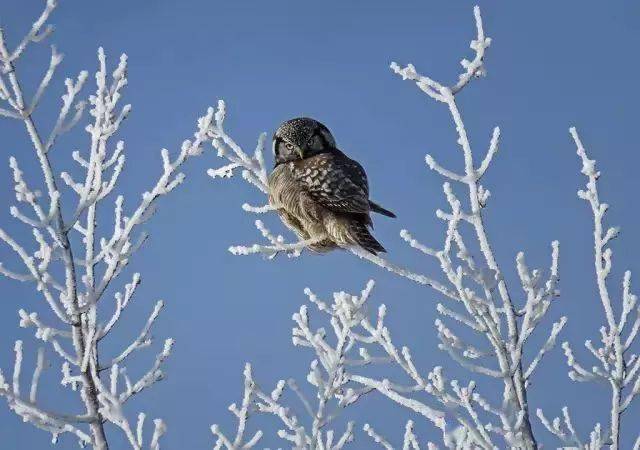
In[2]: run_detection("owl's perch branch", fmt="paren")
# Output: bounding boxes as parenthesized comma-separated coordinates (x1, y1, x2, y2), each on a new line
(229, 238, 322, 258)
(348, 247, 459, 300)
(228, 220, 324, 258)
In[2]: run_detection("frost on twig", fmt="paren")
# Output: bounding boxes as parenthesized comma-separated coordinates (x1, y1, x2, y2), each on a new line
(211, 310, 358, 449)
(0, 1, 219, 447)
(363, 421, 440, 450)
(211, 286, 373, 449)
(536, 407, 604, 449)
(212, 363, 356, 450)
(537, 129, 640, 449)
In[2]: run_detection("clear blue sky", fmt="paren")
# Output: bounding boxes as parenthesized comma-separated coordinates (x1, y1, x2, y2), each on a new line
(1, 0, 639, 448)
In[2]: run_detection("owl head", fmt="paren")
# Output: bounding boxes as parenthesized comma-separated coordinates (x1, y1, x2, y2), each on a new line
(273, 117, 336, 166)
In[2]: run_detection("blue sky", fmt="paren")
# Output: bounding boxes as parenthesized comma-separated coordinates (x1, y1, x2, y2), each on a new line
(1, 0, 640, 448)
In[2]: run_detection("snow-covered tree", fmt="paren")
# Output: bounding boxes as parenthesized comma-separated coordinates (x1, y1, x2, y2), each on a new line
(0, 1, 226, 447)
(208, 6, 640, 450)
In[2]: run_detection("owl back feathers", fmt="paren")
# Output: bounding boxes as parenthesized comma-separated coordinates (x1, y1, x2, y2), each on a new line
(268, 149, 391, 255)
(312, 209, 386, 255)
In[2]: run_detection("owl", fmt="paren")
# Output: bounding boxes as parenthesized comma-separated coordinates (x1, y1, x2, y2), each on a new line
(268, 117, 395, 255)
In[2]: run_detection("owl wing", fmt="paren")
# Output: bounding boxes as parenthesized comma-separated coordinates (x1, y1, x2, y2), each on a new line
(292, 152, 371, 215)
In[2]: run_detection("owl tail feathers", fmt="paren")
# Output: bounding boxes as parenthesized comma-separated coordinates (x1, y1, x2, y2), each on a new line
(369, 200, 396, 218)
(350, 222, 386, 255)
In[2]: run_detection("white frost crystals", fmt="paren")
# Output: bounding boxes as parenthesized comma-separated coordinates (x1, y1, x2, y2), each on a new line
(0, 1, 220, 448)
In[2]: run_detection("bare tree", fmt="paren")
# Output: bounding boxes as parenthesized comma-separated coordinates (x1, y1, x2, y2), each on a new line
(208, 6, 639, 450)
(0, 1, 224, 447)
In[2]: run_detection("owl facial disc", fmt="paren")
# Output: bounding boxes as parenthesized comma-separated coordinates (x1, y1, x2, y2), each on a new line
(272, 117, 336, 166)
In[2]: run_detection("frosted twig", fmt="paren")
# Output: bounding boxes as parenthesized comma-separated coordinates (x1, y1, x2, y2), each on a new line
(211, 364, 263, 450)
(105, 300, 163, 369)
(540, 128, 640, 449)
(536, 407, 582, 448)
(363, 423, 394, 450)
(524, 317, 567, 381)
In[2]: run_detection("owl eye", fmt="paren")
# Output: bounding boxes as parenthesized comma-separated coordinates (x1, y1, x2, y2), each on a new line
(307, 136, 316, 147)
(285, 142, 294, 151)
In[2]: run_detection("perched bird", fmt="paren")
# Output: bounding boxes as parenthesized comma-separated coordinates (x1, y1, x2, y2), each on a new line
(268, 117, 395, 255)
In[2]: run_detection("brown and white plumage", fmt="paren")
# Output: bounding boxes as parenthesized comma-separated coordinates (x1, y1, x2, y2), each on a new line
(268, 117, 395, 255)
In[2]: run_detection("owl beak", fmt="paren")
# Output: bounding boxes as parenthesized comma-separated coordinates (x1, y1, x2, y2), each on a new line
(296, 147, 305, 159)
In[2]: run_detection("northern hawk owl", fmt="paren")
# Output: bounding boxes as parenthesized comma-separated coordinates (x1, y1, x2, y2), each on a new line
(268, 117, 395, 255)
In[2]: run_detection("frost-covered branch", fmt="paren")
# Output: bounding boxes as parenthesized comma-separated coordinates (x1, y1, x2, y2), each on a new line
(372, 5, 568, 447)
(539, 129, 640, 449)
(0, 2, 219, 447)
(214, 279, 561, 448)
(211, 301, 360, 450)
(363, 421, 441, 450)
(210, 282, 368, 449)
(305, 282, 500, 448)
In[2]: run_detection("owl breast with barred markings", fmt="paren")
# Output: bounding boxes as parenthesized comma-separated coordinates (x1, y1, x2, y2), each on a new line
(268, 117, 395, 255)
